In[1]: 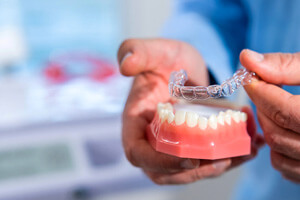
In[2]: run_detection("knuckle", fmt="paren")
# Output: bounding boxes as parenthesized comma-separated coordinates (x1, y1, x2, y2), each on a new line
(289, 96, 300, 126)
(190, 170, 204, 182)
(279, 53, 295, 72)
(264, 129, 281, 151)
(261, 113, 285, 152)
(272, 109, 291, 128)
(157, 163, 174, 174)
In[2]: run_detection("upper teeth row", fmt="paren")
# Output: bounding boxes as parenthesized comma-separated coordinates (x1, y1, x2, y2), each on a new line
(157, 103, 247, 130)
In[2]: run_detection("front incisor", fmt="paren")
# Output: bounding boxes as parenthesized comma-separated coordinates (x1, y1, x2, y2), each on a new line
(175, 110, 186, 125)
(186, 112, 199, 127)
(198, 116, 208, 130)
(208, 114, 218, 129)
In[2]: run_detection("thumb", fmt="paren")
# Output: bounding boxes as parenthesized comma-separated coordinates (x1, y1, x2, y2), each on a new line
(117, 38, 208, 85)
(117, 38, 178, 77)
(240, 49, 300, 85)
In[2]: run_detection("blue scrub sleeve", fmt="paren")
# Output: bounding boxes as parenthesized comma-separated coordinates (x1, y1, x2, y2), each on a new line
(161, 0, 248, 84)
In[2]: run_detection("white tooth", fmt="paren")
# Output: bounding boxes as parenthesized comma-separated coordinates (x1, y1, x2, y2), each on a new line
(232, 111, 241, 123)
(226, 109, 233, 115)
(159, 109, 168, 122)
(164, 103, 173, 112)
(186, 112, 199, 127)
(157, 103, 164, 112)
(175, 110, 186, 125)
(219, 111, 225, 117)
(217, 114, 225, 125)
(198, 116, 208, 130)
(225, 114, 231, 125)
(158, 109, 163, 118)
(208, 114, 218, 130)
(167, 112, 175, 124)
(240, 112, 247, 122)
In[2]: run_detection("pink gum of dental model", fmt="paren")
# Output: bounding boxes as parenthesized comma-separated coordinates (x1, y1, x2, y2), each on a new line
(147, 103, 251, 159)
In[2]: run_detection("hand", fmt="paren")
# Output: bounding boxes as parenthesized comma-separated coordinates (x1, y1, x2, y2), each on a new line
(241, 49, 300, 183)
(118, 39, 263, 184)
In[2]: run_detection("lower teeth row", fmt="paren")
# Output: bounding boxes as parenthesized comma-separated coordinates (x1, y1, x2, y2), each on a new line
(157, 103, 247, 130)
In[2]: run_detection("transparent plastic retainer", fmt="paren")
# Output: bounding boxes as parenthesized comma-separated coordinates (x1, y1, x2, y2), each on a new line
(169, 68, 256, 100)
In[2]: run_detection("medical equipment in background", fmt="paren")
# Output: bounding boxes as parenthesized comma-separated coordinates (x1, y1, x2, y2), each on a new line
(0, 60, 156, 200)
(43, 52, 115, 83)
(0, 27, 27, 71)
(0, 0, 157, 199)
(0, 114, 153, 200)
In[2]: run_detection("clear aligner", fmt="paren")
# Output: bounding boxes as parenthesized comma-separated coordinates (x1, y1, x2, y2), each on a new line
(169, 68, 256, 100)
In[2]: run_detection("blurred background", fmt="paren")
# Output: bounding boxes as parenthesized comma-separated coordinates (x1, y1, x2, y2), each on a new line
(0, 0, 242, 199)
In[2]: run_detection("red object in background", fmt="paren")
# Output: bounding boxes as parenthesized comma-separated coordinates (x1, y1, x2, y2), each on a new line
(44, 63, 67, 83)
(43, 53, 116, 83)
(147, 111, 251, 160)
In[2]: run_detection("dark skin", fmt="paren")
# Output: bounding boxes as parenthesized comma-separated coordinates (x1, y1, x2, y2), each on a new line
(117, 39, 264, 185)
(241, 49, 300, 183)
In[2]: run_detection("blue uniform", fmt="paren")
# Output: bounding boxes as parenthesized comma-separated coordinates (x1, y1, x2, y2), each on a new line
(162, 0, 300, 199)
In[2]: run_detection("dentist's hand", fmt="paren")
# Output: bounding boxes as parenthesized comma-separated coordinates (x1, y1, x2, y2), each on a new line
(241, 50, 300, 183)
(118, 39, 263, 185)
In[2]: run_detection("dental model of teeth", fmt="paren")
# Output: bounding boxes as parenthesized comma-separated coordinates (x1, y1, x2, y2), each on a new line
(147, 103, 251, 159)
(169, 68, 256, 100)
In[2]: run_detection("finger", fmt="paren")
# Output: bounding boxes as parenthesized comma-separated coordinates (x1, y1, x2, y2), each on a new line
(253, 134, 266, 149)
(271, 151, 300, 179)
(122, 74, 194, 173)
(230, 135, 265, 168)
(244, 79, 300, 133)
(117, 38, 208, 85)
(118, 39, 176, 76)
(122, 114, 200, 173)
(240, 49, 300, 85)
(144, 159, 231, 185)
(282, 173, 300, 184)
(127, 139, 200, 173)
(230, 146, 257, 168)
(257, 110, 300, 160)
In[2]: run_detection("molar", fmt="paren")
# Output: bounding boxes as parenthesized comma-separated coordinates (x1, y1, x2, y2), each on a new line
(186, 112, 199, 127)
(164, 103, 173, 112)
(208, 114, 218, 130)
(175, 110, 186, 125)
(159, 109, 169, 122)
(157, 103, 164, 112)
(157, 102, 173, 112)
(198, 116, 208, 130)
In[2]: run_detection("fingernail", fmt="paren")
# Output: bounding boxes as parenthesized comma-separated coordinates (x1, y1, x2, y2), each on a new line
(212, 160, 229, 170)
(247, 49, 264, 62)
(181, 159, 200, 169)
(120, 52, 132, 65)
